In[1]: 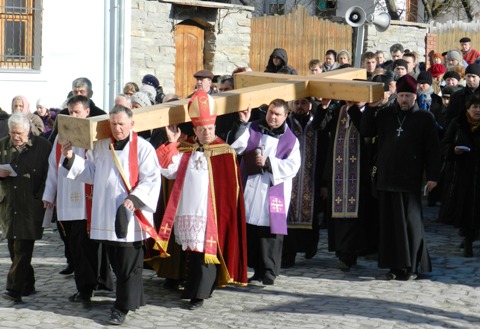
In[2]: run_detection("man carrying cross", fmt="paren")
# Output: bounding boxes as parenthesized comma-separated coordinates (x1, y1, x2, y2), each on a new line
(156, 89, 248, 310)
(61, 105, 161, 325)
(231, 98, 301, 285)
(360, 74, 441, 281)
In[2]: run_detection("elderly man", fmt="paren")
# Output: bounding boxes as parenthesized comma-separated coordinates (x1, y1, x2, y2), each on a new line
(188, 70, 216, 97)
(361, 75, 441, 281)
(460, 37, 480, 65)
(61, 105, 161, 325)
(49, 77, 106, 144)
(231, 99, 301, 285)
(0, 113, 51, 302)
(156, 89, 247, 310)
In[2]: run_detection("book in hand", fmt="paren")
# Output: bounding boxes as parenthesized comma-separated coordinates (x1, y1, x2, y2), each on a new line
(0, 164, 17, 177)
(242, 148, 263, 176)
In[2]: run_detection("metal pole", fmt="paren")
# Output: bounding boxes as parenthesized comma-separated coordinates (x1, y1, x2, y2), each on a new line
(353, 25, 365, 68)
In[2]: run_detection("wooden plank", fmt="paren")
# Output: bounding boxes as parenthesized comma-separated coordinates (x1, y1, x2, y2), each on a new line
(59, 71, 382, 149)
(234, 68, 367, 88)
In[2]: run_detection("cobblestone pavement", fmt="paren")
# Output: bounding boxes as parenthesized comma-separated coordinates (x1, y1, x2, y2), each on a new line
(0, 205, 479, 329)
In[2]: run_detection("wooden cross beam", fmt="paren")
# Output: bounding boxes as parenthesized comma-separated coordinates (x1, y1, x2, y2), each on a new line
(58, 68, 383, 149)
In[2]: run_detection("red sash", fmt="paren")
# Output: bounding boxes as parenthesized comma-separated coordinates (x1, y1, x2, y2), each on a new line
(112, 132, 168, 256)
(56, 142, 93, 232)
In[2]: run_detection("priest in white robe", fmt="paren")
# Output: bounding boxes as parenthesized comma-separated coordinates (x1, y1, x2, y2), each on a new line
(231, 98, 301, 285)
(61, 105, 161, 325)
(43, 95, 112, 308)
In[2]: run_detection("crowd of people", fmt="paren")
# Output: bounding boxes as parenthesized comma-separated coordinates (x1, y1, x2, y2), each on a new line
(0, 36, 479, 326)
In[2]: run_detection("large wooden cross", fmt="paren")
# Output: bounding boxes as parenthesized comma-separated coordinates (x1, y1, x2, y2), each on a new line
(58, 68, 383, 149)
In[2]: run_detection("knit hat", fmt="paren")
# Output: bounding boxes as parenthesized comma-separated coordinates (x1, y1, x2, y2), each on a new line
(337, 50, 351, 62)
(396, 75, 417, 94)
(188, 89, 216, 127)
(139, 84, 156, 104)
(417, 71, 433, 85)
(141, 74, 160, 89)
(465, 64, 480, 77)
(443, 70, 461, 81)
(446, 50, 462, 63)
(428, 64, 447, 77)
(130, 92, 151, 108)
(36, 98, 49, 109)
(393, 59, 408, 70)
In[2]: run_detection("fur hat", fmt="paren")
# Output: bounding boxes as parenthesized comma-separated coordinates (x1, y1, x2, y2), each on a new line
(130, 92, 151, 108)
(188, 89, 216, 127)
(139, 84, 156, 104)
(428, 64, 447, 77)
(465, 64, 480, 77)
(446, 50, 462, 63)
(417, 71, 433, 85)
(142, 74, 160, 89)
(396, 75, 417, 94)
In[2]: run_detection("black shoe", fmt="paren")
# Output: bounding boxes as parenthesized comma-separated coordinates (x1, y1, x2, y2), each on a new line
(336, 260, 351, 272)
(2, 290, 22, 302)
(188, 298, 204, 310)
(59, 264, 74, 275)
(376, 271, 396, 281)
(108, 308, 126, 325)
(163, 279, 179, 291)
(68, 291, 91, 308)
(248, 274, 263, 283)
(262, 277, 275, 285)
(22, 288, 37, 296)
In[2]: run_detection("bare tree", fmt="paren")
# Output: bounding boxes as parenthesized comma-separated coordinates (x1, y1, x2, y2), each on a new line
(384, 0, 400, 20)
(460, 0, 474, 21)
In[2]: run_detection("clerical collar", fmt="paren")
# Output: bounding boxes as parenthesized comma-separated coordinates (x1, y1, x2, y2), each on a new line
(258, 119, 286, 138)
(112, 136, 129, 150)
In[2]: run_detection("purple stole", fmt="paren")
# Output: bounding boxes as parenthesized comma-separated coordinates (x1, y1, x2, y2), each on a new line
(242, 121, 297, 235)
(331, 105, 360, 218)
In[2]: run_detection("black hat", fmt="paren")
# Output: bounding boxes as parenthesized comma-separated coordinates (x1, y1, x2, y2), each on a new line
(441, 86, 459, 97)
(443, 71, 461, 81)
(115, 204, 130, 239)
(193, 69, 214, 80)
(417, 71, 433, 85)
(393, 59, 408, 70)
(466, 64, 480, 77)
(460, 37, 471, 43)
(142, 74, 160, 89)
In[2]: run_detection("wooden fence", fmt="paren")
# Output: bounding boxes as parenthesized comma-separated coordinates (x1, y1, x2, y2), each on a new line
(430, 19, 480, 54)
(249, 6, 353, 76)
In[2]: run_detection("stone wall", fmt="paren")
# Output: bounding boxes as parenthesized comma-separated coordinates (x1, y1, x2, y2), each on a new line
(364, 20, 429, 63)
(130, 0, 252, 95)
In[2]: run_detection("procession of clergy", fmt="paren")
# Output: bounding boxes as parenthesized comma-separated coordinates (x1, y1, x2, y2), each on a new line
(2, 37, 480, 326)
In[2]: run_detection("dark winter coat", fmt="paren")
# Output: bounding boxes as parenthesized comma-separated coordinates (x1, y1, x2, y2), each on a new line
(361, 103, 441, 192)
(0, 135, 51, 240)
(264, 48, 298, 75)
(441, 113, 480, 231)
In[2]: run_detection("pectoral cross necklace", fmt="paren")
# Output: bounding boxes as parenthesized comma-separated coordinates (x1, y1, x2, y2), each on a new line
(396, 114, 407, 137)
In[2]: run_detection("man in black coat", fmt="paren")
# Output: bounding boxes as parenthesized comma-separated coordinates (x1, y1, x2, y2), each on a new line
(445, 64, 480, 128)
(361, 75, 441, 281)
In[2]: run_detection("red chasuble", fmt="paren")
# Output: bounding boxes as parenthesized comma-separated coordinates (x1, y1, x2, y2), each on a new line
(159, 137, 248, 286)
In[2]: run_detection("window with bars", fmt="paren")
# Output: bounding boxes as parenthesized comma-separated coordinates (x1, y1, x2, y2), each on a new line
(265, 0, 285, 15)
(0, 0, 42, 70)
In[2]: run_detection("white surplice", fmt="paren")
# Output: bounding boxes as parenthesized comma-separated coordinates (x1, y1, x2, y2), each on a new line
(66, 133, 161, 242)
(160, 151, 209, 252)
(231, 126, 301, 227)
(42, 136, 87, 221)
